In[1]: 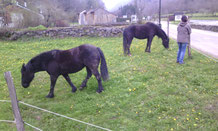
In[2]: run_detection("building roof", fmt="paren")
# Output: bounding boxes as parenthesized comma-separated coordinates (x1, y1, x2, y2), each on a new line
(81, 8, 117, 16)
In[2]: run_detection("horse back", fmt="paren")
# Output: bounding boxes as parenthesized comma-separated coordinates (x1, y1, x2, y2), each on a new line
(78, 44, 101, 65)
(124, 23, 157, 39)
(51, 44, 100, 74)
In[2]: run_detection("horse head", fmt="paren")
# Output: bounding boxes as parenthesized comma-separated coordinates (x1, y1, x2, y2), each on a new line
(162, 37, 169, 49)
(158, 28, 169, 49)
(21, 63, 35, 88)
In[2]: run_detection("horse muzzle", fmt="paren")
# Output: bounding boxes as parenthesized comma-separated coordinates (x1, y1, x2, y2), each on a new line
(22, 83, 29, 88)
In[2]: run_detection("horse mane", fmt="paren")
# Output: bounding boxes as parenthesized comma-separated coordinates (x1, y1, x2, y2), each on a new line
(156, 26, 168, 40)
(143, 22, 168, 40)
(26, 50, 59, 72)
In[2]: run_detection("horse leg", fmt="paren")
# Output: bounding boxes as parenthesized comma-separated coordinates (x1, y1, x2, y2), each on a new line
(92, 69, 103, 93)
(63, 74, 77, 93)
(145, 37, 153, 53)
(127, 37, 133, 56)
(145, 39, 149, 52)
(46, 75, 59, 98)
(80, 67, 92, 90)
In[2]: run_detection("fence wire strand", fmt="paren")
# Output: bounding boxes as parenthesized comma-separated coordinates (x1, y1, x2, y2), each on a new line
(0, 100, 11, 103)
(0, 99, 112, 130)
(0, 100, 42, 131)
(19, 101, 112, 131)
(0, 120, 14, 123)
(0, 100, 14, 123)
(24, 122, 43, 131)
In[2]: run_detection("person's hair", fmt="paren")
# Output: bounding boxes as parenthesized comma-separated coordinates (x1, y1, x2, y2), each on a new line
(181, 15, 188, 22)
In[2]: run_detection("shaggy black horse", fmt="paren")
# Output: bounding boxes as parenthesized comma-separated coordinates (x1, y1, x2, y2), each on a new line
(123, 22, 169, 56)
(21, 44, 109, 98)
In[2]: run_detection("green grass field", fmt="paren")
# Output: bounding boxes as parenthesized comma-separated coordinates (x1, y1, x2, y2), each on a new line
(0, 37, 217, 131)
(187, 13, 218, 20)
(190, 16, 218, 20)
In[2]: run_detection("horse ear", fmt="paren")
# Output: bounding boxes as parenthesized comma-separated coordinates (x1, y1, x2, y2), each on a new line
(22, 63, 26, 71)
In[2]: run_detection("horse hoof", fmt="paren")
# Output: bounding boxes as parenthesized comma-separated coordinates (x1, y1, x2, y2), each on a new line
(72, 88, 77, 92)
(79, 87, 84, 90)
(79, 84, 87, 90)
(128, 54, 132, 56)
(145, 50, 150, 53)
(96, 90, 103, 93)
(46, 94, 54, 98)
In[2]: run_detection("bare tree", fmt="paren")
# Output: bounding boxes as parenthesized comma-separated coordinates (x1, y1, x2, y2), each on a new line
(128, 0, 218, 18)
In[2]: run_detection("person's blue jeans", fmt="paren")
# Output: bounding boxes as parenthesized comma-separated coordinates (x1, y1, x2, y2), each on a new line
(177, 42, 188, 64)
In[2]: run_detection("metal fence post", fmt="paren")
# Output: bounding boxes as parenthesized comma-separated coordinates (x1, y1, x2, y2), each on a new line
(4, 71, 25, 131)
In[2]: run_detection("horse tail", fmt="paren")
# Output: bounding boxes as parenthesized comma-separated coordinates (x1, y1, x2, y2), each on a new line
(97, 47, 109, 81)
(123, 30, 128, 55)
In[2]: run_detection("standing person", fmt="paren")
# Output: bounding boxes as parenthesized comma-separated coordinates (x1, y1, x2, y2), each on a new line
(177, 15, 192, 64)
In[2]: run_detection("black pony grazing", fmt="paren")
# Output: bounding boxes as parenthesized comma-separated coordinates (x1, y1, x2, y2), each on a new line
(123, 22, 169, 56)
(21, 44, 109, 98)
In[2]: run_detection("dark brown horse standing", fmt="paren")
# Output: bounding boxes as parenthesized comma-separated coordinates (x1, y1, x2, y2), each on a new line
(21, 44, 109, 98)
(123, 22, 169, 56)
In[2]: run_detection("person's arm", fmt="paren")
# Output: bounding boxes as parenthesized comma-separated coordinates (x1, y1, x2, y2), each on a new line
(187, 24, 192, 35)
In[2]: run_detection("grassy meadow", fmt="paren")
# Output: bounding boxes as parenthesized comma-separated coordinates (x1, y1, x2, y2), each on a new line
(0, 37, 217, 131)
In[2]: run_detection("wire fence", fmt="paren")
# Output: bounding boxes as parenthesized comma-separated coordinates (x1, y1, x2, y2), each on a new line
(0, 100, 112, 131)
(1, 71, 112, 131)
(0, 100, 42, 131)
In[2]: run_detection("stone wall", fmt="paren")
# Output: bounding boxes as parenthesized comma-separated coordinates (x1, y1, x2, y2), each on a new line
(6, 25, 126, 40)
(2, 23, 217, 40)
(191, 24, 218, 32)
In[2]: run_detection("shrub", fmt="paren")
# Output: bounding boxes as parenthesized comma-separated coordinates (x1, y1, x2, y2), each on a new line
(0, 28, 12, 39)
(27, 25, 47, 31)
(55, 20, 70, 27)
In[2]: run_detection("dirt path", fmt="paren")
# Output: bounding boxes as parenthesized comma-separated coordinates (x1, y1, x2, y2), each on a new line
(161, 21, 218, 59)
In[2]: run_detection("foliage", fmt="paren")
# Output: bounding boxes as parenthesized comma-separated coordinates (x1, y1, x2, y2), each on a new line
(118, 4, 136, 17)
(0, 37, 217, 130)
(27, 25, 47, 31)
(0, 29, 12, 39)
(120, 0, 218, 19)
(0, 0, 16, 5)
(55, 20, 70, 27)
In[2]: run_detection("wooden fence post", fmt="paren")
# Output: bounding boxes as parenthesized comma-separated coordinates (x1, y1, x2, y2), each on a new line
(167, 18, 169, 37)
(4, 71, 25, 131)
(188, 38, 192, 59)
